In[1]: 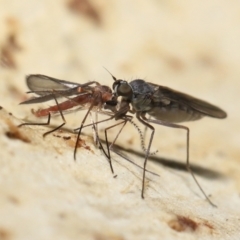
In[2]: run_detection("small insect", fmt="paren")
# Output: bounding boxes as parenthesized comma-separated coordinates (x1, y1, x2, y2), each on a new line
(20, 74, 115, 117)
(19, 74, 120, 172)
(109, 73, 227, 206)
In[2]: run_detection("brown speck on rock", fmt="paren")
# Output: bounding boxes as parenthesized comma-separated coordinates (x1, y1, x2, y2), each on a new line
(58, 212, 67, 219)
(0, 228, 11, 240)
(166, 56, 185, 71)
(63, 136, 71, 140)
(5, 119, 30, 143)
(67, 136, 92, 152)
(127, 138, 133, 145)
(53, 134, 62, 138)
(7, 84, 26, 101)
(53, 134, 71, 140)
(202, 220, 215, 233)
(94, 232, 125, 240)
(8, 195, 20, 205)
(168, 215, 198, 232)
(0, 17, 22, 69)
(67, 0, 102, 25)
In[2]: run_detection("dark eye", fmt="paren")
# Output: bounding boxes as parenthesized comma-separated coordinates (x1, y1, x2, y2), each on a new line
(112, 81, 119, 92)
(114, 80, 132, 97)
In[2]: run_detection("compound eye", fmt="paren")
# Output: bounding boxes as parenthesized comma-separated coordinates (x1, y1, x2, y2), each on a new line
(115, 81, 132, 97)
(112, 81, 119, 92)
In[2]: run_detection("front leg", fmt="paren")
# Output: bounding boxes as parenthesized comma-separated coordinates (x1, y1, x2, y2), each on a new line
(114, 100, 130, 120)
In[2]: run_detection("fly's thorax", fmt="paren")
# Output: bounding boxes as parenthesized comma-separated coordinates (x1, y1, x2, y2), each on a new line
(129, 79, 155, 95)
(131, 93, 153, 112)
(129, 79, 155, 112)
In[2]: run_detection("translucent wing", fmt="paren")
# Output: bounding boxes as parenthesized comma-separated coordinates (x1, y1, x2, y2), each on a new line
(149, 83, 227, 119)
(26, 74, 80, 95)
(21, 75, 84, 104)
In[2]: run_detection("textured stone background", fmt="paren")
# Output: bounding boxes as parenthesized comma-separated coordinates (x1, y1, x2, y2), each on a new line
(0, 0, 240, 239)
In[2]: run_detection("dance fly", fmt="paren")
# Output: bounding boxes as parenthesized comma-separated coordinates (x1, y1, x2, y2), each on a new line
(110, 74, 227, 206)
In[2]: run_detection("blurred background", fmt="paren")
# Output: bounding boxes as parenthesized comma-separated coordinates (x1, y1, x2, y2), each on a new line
(0, 0, 240, 239)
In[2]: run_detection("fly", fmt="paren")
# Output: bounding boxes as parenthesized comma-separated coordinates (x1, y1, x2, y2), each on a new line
(110, 73, 227, 207)
(19, 74, 118, 173)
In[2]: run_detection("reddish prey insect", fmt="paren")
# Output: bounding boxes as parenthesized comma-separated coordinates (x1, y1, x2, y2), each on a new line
(19, 74, 121, 172)
(20, 74, 115, 117)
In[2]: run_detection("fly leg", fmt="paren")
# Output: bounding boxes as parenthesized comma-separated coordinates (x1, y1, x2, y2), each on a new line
(136, 112, 155, 199)
(18, 94, 66, 137)
(144, 115, 217, 207)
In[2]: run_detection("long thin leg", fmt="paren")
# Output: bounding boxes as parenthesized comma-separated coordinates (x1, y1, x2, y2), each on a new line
(104, 119, 128, 161)
(74, 101, 96, 161)
(136, 113, 155, 199)
(91, 115, 160, 178)
(92, 112, 116, 175)
(144, 116, 216, 207)
(73, 113, 120, 174)
(79, 113, 158, 179)
(111, 148, 160, 177)
(97, 118, 129, 174)
(18, 112, 66, 137)
(106, 119, 129, 150)
(103, 116, 158, 180)
(42, 94, 66, 137)
(128, 119, 158, 155)
(142, 116, 151, 142)
(90, 118, 112, 168)
(73, 94, 115, 165)
(18, 94, 66, 137)
(78, 115, 145, 176)
(74, 115, 115, 130)
(18, 112, 51, 128)
(102, 116, 151, 177)
(79, 114, 138, 175)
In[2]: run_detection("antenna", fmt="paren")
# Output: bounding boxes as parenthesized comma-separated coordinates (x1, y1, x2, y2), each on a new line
(102, 66, 117, 82)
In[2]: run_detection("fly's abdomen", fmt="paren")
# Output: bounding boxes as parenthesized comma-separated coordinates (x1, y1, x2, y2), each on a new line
(148, 102, 203, 123)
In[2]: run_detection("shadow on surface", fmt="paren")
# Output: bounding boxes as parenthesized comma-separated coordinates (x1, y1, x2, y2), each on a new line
(111, 144, 224, 180)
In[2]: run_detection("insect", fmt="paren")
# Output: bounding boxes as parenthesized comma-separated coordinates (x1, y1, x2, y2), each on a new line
(18, 74, 148, 175)
(109, 73, 227, 206)
(19, 74, 121, 172)
(19, 74, 116, 118)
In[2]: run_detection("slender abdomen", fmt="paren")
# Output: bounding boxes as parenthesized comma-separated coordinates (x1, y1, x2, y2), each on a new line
(148, 103, 203, 123)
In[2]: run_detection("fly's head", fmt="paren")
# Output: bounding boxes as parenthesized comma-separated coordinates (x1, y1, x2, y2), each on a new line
(112, 80, 133, 100)
(109, 74, 132, 118)
(104, 68, 133, 100)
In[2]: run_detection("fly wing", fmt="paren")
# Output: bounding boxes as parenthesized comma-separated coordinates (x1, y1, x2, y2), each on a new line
(149, 83, 227, 119)
(19, 89, 91, 105)
(26, 74, 80, 95)
(20, 74, 83, 104)
(20, 94, 62, 104)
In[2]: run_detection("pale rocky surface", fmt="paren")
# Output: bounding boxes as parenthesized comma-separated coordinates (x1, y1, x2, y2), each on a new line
(0, 0, 240, 239)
